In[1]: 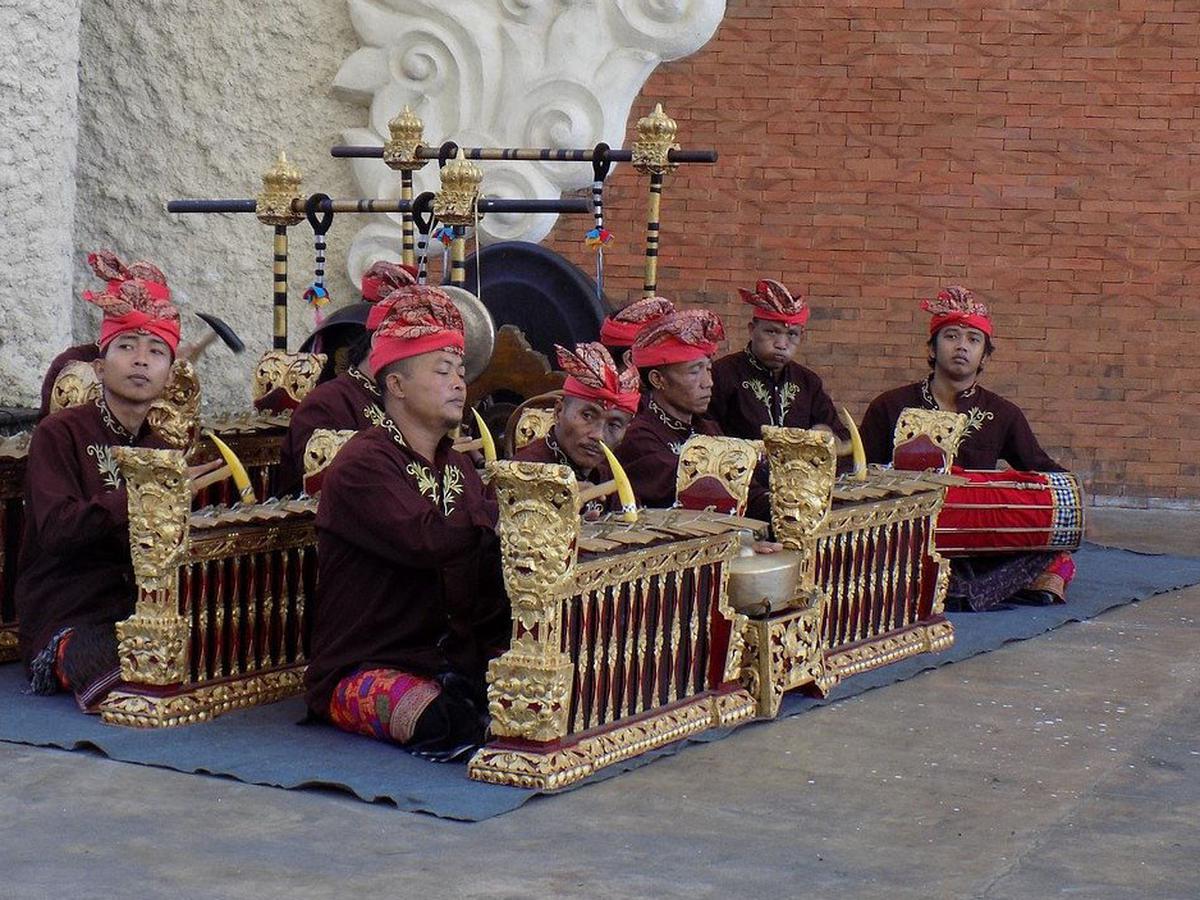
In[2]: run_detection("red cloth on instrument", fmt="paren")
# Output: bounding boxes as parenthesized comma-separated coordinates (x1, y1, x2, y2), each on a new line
(631, 309, 725, 369)
(83, 250, 180, 352)
(936, 469, 1075, 555)
(921, 285, 993, 337)
(556, 342, 640, 414)
(15, 396, 170, 668)
(361, 261, 418, 306)
(737, 279, 809, 327)
(600, 296, 675, 349)
(368, 288, 465, 371)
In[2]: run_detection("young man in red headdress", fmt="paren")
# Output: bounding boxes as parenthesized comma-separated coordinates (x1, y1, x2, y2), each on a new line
(18, 250, 216, 711)
(277, 261, 419, 494)
(615, 308, 770, 520)
(515, 341, 639, 518)
(304, 287, 508, 759)
(859, 286, 1074, 609)
(709, 280, 848, 447)
(599, 295, 676, 363)
(37, 254, 177, 418)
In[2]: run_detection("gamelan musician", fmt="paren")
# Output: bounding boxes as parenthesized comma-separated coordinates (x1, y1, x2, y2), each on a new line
(514, 341, 639, 518)
(303, 288, 509, 759)
(708, 279, 849, 450)
(277, 261, 418, 495)
(598, 295, 675, 368)
(18, 251, 216, 711)
(616, 307, 770, 520)
(858, 286, 1077, 611)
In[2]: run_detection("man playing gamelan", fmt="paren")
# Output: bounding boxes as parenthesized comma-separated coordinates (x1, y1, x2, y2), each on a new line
(616, 308, 770, 520)
(598, 295, 676, 364)
(708, 279, 848, 448)
(514, 341, 639, 518)
(17, 252, 217, 711)
(858, 286, 1076, 610)
(304, 288, 509, 759)
(277, 260, 418, 494)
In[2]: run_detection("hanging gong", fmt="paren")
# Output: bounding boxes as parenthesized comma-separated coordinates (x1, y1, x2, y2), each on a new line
(440, 285, 496, 383)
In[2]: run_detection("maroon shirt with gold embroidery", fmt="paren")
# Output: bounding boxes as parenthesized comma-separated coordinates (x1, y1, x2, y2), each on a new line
(16, 396, 170, 667)
(304, 422, 509, 716)
(859, 377, 1063, 471)
(709, 348, 847, 441)
(277, 367, 383, 496)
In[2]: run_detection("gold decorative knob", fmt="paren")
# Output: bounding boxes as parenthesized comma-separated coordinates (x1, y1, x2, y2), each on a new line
(632, 103, 680, 175)
(255, 151, 304, 226)
(383, 106, 428, 172)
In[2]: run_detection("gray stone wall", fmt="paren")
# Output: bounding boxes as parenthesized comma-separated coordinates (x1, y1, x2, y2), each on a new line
(1, 0, 83, 408)
(70, 0, 361, 413)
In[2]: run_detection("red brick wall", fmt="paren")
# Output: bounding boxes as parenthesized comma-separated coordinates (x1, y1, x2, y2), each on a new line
(544, 1, 1200, 506)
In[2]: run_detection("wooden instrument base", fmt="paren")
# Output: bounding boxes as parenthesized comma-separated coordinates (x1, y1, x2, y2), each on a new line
(468, 685, 756, 790)
(98, 665, 306, 728)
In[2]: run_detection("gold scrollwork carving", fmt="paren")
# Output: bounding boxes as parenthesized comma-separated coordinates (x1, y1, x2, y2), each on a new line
(468, 688, 756, 789)
(147, 359, 201, 452)
(485, 655, 574, 742)
(252, 350, 327, 407)
(113, 447, 191, 685)
(513, 407, 555, 451)
(49, 360, 101, 413)
(303, 428, 355, 481)
(676, 435, 760, 516)
(893, 408, 968, 469)
(0, 628, 18, 663)
(99, 667, 306, 728)
(486, 461, 581, 741)
(762, 426, 836, 551)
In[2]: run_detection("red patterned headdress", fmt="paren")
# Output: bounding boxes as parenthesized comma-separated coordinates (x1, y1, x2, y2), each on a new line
(599, 296, 676, 348)
(631, 309, 725, 369)
(83, 250, 180, 352)
(368, 287, 465, 371)
(361, 260, 419, 305)
(921, 286, 992, 338)
(738, 279, 809, 327)
(556, 342, 640, 415)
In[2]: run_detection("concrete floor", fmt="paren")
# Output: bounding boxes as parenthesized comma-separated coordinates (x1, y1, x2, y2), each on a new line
(0, 508, 1196, 899)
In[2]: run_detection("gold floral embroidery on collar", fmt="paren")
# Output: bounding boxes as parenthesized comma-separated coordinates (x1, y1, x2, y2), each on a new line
(649, 398, 690, 434)
(348, 366, 381, 400)
(921, 376, 978, 409)
(95, 393, 133, 442)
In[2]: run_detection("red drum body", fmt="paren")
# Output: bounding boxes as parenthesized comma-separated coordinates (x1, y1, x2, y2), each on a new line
(935, 470, 1084, 556)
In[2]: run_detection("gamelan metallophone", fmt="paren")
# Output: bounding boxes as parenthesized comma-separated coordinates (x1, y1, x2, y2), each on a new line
(740, 427, 958, 718)
(96, 448, 315, 727)
(468, 460, 761, 789)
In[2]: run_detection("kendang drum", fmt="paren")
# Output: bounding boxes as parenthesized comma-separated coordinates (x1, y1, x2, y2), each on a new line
(935, 470, 1085, 556)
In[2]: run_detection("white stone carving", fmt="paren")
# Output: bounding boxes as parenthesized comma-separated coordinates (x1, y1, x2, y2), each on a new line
(333, 0, 726, 283)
